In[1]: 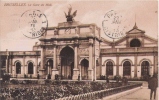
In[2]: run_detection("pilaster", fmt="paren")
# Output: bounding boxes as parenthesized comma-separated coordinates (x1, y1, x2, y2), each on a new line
(134, 54, 137, 77)
(116, 55, 119, 75)
(72, 45, 79, 80)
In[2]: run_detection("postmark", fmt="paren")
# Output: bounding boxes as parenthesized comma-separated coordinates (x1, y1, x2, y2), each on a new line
(19, 9, 48, 39)
(102, 10, 127, 39)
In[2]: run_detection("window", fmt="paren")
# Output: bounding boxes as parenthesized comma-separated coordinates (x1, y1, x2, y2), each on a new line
(130, 39, 141, 47)
(123, 61, 131, 76)
(28, 62, 34, 74)
(16, 62, 21, 74)
(106, 61, 113, 75)
(141, 61, 149, 76)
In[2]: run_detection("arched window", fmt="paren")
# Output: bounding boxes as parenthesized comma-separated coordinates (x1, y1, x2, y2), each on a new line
(130, 39, 141, 47)
(123, 61, 131, 76)
(81, 59, 89, 80)
(28, 62, 34, 74)
(141, 61, 149, 76)
(106, 61, 113, 76)
(16, 62, 21, 74)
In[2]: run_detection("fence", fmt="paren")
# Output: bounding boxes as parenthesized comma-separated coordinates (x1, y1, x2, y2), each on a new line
(56, 83, 142, 100)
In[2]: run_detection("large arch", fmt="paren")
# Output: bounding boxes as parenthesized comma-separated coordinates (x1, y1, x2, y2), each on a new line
(103, 59, 115, 66)
(58, 45, 74, 55)
(139, 58, 152, 66)
(60, 46, 74, 79)
(80, 59, 89, 80)
(121, 59, 133, 66)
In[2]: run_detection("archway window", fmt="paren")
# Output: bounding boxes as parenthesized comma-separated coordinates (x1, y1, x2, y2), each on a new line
(47, 60, 53, 69)
(141, 61, 149, 76)
(81, 59, 89, 80)
(28, 62, 34, 74)
(123, 61, 131, 76)
(16, 62, 21, 74)
(106, 61, 113, 76)
(130, 39, 141, 47)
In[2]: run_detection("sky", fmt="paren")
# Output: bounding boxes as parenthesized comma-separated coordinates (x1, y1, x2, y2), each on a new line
(0, 0, 158, 51)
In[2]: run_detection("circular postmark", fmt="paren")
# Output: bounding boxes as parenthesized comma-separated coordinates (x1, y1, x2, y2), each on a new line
(102, 10, 127, 39)
(19, 9, 48, 39)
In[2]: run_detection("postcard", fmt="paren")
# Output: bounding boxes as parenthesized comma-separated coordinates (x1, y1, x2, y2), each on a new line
(0, 0, 158, 100)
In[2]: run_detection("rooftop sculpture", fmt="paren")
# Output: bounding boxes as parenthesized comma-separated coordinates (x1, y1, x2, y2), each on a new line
(64, 5, 77, 22)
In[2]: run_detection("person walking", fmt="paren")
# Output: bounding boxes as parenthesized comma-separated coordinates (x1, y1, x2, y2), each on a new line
(148, 74, 158, 100)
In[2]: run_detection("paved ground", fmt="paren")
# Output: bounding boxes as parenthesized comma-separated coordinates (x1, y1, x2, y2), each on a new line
(104, 81, 158, 100)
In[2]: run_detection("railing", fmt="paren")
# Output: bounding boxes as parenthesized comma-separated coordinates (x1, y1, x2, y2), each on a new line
(101, 47, 158, 54)
(12, 51, 40, 56)
(56, 83, 142, 100)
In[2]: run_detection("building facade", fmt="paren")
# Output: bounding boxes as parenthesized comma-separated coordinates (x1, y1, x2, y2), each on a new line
(0, 21, 158, 80)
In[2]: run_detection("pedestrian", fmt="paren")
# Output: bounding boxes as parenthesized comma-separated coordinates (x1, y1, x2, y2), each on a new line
(148, 74, 158, 100)
(106, 76, 109, 83)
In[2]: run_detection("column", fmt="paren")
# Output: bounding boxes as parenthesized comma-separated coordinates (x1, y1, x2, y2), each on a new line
(48, 65, 50, 74)
(53, 46, 57, 69)
(6, 50, 9, 73)
(131, 66, 134, 78)
(41, 48, 44, 69)
(119, 66, 123, 77)
(88, 43, 93, 80)
(150, 66, 153, 76)
(34, 56, 38, 77)
(116, 56, 119, 75)
(72, 45, 79, 80)
(134, 54, 137, 77)
(13, 66, 16, 77)
(51, 46, 59, 80)
(6, 59, 8, 73)
(74, 46, 78, 69)
(137, 66, 141, 78)
(9, 56, 12, 73)
(79, 64, 82, 80)
(21, 56, 25, 77)
(113, 66, 116, 76)
(22, 56, 25, 76)
(39, 47, 45, 76)
(154, 55, 157, 74)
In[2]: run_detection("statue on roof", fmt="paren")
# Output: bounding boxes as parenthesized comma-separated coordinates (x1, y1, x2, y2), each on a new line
(64, 5, 77, 22)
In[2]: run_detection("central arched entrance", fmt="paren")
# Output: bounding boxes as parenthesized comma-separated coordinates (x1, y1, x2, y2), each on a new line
(60, 46, 74, 79)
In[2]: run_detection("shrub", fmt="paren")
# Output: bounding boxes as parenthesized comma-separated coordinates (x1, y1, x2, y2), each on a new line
(100, 75, 105, 80)
(10, 79, 19, 84)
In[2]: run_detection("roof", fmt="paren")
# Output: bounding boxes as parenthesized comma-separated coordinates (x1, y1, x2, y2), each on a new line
(127, 23, 145, 34)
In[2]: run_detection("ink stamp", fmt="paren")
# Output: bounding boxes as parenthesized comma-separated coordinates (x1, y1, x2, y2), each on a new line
(102, 10, 127, 39)
(19, 10, 48, 39)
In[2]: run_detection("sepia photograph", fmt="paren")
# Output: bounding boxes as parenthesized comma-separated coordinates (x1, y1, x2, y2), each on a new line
(0, 0, 158, 100)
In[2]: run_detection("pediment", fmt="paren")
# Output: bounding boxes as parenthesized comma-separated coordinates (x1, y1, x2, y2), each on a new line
(144, 35, 157, 44)
(128, 29, 144, 34)
(116, 40, 126, 45)
(115, 36, 127, 45)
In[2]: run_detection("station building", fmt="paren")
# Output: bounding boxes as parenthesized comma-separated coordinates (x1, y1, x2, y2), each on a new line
(0, 20, 158, 80)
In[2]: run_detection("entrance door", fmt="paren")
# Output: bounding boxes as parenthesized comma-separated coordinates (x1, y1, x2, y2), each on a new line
(60, 47, 74, 79)
(141, 61, 149, 76)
